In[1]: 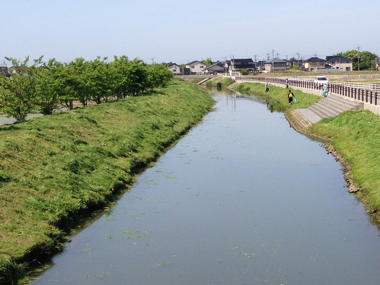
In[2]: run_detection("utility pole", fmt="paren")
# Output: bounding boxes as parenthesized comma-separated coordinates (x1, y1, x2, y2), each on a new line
(357, 46, 360, 71)
(272, 49, 275, 71)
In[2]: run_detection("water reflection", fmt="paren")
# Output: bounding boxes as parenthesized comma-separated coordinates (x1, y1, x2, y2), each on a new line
(31, 93, 380, 285)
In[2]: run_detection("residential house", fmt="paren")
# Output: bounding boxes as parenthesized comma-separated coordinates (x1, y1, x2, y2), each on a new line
(186, 61, 206, 74)
(326, 56, 352, 71)
(181, 67, 191, 75)
(224, 60, 232, 72)
(255, 60, 266, 71)
(264, 58, 289, 72)
(291, 59, 303, 67)
(229, 58, 255, 73)
(376, 59, 380, 70)
(303, 57, 326, 71)
(204, 62, 225, 74)
(167, 62, 181, 75)
(0, 66, 10, 77)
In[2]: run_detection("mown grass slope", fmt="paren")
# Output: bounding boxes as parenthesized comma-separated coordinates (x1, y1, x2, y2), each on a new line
(0, 79, 215, 284)
(310, 111, 380, 210)
(234, 82, 322, 111)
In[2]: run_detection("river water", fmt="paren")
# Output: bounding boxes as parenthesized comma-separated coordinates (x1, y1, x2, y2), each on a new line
(31, 92, 380, 285)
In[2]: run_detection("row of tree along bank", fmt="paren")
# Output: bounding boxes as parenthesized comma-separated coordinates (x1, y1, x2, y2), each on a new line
(0, 79, 215, 285)
(233, 81, 380, 227)
(0, 56, 173, 121)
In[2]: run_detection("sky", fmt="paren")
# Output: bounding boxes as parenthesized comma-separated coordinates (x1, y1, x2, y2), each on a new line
(1, 0, 379, 65)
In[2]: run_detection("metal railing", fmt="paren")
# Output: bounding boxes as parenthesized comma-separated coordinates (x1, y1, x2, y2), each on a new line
(245, 77, 380, 106)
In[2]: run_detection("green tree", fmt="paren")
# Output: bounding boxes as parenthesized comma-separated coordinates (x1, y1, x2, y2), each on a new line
(87, 57, 116, 104)
(203, 58, 213, 67)
(146, 63, 173, 91)
(126, 59, 148, 96)
(110, 55, 131, 99)
(240, 69, 249, 75)
(0, 56, 42, 121)
(36, 59, 72, 114)
(66, 58, 91, 107)
(334, 50, 378, 70)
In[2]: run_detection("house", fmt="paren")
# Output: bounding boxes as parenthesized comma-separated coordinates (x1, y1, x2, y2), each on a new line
(264, 58, 289, 72)
(224, 60, 232, 72)
(326, 56, 352, 71)
(375, 59, 380, 70)
(229, 58, 255, 73)
(291, 59, 303, 67)
(181, 67, 191, 75)
(186, 61, 206, 74)
(167, 62, 181, 75)
(0, 66, 10, 77)
(303, 57, 326, 71)
(204, 62, 225, 74)
(255, 60, 266, 71)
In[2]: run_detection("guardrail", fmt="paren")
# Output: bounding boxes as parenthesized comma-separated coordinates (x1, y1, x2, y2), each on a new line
(245, 77, 380, 106)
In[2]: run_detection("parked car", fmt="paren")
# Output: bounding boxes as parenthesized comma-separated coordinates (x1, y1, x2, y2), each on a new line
(314, 76, 329, 86)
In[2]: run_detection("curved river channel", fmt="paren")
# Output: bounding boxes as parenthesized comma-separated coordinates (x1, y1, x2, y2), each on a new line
(31, 91, 380, 285)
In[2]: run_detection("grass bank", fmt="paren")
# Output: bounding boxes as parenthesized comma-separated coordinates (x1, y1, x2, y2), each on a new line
(235, 81, 380, 226)
(205, 76, 235, 88)
(310, 111, 380, 215)
(233, 82, 322, 112)
(0, 79, 215, 284)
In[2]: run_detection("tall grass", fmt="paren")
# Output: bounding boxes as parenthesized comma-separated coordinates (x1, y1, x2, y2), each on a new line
(0, 79, 215, 284)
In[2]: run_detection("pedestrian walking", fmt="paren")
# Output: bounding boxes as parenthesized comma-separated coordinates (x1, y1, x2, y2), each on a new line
(285, 78, 289, 89)
(265, 82, 269, 92)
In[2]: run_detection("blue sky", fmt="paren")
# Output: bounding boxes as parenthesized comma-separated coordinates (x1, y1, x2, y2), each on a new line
(1, 0, 379, 65)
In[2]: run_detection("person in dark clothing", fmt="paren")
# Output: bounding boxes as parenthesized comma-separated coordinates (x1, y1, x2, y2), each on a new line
(265, 82, 269, 92)
(288, 90, 295, 105)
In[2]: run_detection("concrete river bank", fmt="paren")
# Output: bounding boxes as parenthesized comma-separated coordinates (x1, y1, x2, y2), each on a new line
(31, 91, 380, 285)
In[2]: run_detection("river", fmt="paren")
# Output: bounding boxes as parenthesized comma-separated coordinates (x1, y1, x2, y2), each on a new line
(31, 91, 380, 285)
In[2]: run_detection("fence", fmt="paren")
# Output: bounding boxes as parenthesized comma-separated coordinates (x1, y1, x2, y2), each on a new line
(247, 77, 380, 106)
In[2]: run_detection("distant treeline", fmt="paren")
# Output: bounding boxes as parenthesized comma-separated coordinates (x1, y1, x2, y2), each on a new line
(0, 56, 173, 121)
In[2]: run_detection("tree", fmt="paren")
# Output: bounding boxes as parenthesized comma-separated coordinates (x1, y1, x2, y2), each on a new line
(35, 59, 72, 114)
(0, 56, 43, 121)
(146, 63, 173, 91)
(87, 57, 116, 104)
(334, 50, 378, 70)
(110, 55, 131, 99)
(203, 58, 213, 67)
(66, 58, 91, 107)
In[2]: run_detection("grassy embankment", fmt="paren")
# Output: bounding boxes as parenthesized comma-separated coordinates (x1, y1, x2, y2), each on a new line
(205, 76, 235, 88)
(0, 79, 215, 284)
(310, 112, 380, 214)
(234, 81, 380, 224)
(234, 82, 322, 112)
